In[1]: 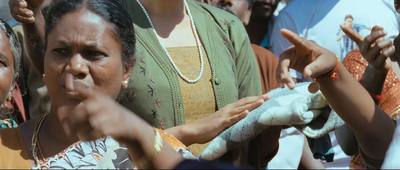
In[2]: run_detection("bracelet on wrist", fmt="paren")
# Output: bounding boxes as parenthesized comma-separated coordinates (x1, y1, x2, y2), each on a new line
(134, 128, 164, 169)
(308, 55, 340, 93)
(368, 91, 384, 101)
(357, 79, 384, 101)
(316, 55, 340, 80)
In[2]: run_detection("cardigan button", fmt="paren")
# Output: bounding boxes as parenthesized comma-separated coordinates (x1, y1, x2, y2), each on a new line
(214, 78, 221, 85)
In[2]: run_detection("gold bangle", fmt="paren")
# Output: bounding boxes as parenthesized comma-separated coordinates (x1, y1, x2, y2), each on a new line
(134, 128, 164, 169)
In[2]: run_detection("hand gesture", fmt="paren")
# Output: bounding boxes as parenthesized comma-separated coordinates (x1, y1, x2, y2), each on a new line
(340, 25, 394, 72)
(9, 0, 43, 23)
(59, 81, 150, 143)
(276, 29, 338, 89)
(183, 94, 269, 145)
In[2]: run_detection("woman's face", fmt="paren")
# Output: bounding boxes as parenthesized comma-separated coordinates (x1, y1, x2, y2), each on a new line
(44, 9, 131, 109)
(0, 30, 14, 104)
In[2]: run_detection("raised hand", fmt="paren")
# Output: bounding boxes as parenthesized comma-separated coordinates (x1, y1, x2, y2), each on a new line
(339, 24, 364, 46)
(276, 29, 338, 89)
(8, 0, 43, 23)
(341, 25, 394, 72)
(58, 81, 150, 143)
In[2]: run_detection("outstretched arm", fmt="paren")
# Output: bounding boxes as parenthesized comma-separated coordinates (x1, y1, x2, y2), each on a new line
(165, 94, 269, 146)
(337, 26, 395, 156)
(276, 28, 396, 161)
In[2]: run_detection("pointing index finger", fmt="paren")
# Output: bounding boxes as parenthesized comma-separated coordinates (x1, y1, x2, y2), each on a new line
(280, 28, 307, 48)
(340, 24, 363, 47)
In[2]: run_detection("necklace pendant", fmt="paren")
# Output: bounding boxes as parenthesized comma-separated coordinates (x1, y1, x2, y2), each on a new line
(308, 81, 320, 94)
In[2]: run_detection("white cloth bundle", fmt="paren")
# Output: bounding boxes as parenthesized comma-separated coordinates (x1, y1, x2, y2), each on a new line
(200, 82, 344, 160)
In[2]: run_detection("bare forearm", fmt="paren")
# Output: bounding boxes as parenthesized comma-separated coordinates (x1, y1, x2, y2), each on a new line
(318, 65, 395, 159)
(360, 65, 387, 104)
(125, 124, 183, 169)
(165, 125, 197, 146)
(22, 6, 46, 75)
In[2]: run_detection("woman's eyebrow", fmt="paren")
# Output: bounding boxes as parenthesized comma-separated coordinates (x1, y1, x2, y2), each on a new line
(56, 40, 105, 49)
(55, 40, 73, 47)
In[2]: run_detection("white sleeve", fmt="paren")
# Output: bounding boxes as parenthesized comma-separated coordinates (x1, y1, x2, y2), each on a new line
(382, 118, 400, 168)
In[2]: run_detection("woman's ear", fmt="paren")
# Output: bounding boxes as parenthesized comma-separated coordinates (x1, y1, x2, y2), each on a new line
(10, 72, 19, 91)
(122, 65, 134, 89)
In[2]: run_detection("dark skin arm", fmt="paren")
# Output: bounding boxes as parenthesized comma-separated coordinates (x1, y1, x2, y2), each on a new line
(336, 26, 395, 156)
(341, 25, 394, 103)
(277, 28, 396, 160)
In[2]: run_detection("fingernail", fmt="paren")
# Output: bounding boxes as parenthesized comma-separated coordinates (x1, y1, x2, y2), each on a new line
(19, 1, 26, 6)
(26, 11, 33, 16)
(304, 69, 312, 77)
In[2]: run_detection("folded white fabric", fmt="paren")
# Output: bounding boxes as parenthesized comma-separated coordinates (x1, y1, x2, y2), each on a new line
(200, 82, 344, 160)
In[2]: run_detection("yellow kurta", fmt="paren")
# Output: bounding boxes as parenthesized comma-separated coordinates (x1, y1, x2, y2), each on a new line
(167, 46, 216, 156)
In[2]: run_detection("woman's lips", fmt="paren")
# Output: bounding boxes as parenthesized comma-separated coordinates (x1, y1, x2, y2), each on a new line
(64, 86, 82, 98)
(66, 90, 80, 98)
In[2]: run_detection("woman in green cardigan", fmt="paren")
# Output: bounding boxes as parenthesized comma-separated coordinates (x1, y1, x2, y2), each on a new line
(116, 0, 281, 167)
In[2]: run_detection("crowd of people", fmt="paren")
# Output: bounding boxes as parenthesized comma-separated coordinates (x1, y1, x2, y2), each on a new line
(0, 0, 399, 169)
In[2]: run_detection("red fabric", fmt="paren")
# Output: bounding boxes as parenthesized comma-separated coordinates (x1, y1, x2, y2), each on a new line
(11, 85, 26, 122)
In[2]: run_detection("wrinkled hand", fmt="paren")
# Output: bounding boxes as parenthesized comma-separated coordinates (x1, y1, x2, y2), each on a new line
(187, 94, 269, 144)
(341, 25, 394, 72)
(9, 0, 43, 23)
(276, 29, 338, 89)
(59, 81, 148, 143)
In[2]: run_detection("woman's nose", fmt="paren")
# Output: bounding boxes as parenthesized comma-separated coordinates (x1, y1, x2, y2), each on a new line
(66, 53, 89, 78)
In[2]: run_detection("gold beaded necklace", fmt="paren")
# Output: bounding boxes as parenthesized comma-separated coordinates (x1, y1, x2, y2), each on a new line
(31, 112, 49, 164)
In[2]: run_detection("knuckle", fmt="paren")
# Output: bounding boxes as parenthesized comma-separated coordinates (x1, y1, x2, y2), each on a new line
(382, 51, 391, 58)
(377, 42, 384, 49)
(364, 36, 372, 44)
(243, 96, 253, 102)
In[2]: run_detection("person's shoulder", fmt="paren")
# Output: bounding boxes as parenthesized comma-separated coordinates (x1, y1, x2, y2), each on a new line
(188, 0, 242, 26)
(278, 0, 309, 11)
